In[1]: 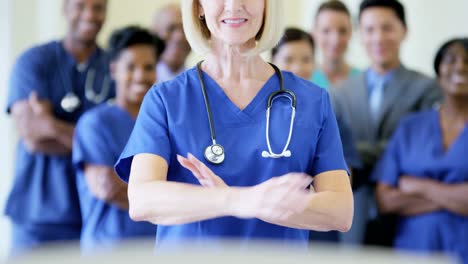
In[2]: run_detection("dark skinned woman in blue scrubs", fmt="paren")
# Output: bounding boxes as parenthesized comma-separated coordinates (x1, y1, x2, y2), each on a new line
(5, 0, 113, 255)
(373, 38, 468, 263)
(73, 26, 164, 253)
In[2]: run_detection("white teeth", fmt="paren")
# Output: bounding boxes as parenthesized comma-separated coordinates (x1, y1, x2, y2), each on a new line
(452, 75, 468, 84)
(223, 19, 247, 24)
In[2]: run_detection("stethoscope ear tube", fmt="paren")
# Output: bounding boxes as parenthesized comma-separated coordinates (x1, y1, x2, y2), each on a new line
(267, 90, 297, 108)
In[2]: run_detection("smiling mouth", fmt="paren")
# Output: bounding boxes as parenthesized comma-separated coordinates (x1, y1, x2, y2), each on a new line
(452, 75, 468, 84)
(222, 18, 248, 25)
(80, 22, 99, 30)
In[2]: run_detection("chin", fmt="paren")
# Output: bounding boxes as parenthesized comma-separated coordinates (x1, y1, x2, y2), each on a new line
(80, 28, 100, 39)
(450, 86, 468, 97)
(131, 98, 144, 106)
(221, 37, 252, 48)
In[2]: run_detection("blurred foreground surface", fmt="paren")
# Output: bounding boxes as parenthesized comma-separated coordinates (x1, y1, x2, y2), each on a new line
(2, 240, 458, 264)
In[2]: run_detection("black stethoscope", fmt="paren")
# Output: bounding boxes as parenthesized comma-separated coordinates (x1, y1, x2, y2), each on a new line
(56, 45, 112, 113)
(196, 61, 297, 165)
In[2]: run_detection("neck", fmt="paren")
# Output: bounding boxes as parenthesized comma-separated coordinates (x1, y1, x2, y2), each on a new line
(161, 53, 185, 73)
(115, 98, 140, 119)
(371, 59, 401, 75)
(163, 60, 184, 73)
(321, 58, 350, 82)
(63, 34, 97, 64)
(203, 40, 269, 82)
(441, 96, 468, 123)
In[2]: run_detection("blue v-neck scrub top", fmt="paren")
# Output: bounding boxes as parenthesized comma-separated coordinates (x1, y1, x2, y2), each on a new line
(372, 110, 468, 262)
(5, 41, 114, 248)
(73, 104, 155, 253)
(115, 67, 348, 248)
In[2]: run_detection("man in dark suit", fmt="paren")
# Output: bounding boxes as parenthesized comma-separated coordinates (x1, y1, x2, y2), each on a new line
(330, 0, 442, 245)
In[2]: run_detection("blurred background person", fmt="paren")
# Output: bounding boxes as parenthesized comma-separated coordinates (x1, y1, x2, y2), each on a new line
(272, 27, 361, 244)
(373, 37, 468, 264)
(330, 0, 442, 246)
(310, 0, 365, 244)
(271, 27, 316, 80)
(4, 0, 113, 256)
(73, 26, 164, 254)
(311, 0, 359, 89)
(150, 3, 191, 82)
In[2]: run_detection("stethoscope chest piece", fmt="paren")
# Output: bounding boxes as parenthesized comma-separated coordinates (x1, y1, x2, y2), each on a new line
(204, 144, 225, 164)
(60, 92, 81, 113)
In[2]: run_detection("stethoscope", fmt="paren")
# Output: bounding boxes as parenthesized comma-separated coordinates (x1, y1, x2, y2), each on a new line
(196, 61, 297, 165)
(57, 45, 112, 113)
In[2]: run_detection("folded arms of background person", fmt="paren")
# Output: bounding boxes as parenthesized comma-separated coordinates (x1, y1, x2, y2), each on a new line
(11, 91, 74, 155)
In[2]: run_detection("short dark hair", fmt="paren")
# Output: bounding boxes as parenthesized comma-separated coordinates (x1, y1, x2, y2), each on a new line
(434, 37, 468, 76)
(316, 0, 351, 18)
(271, 28, 315, 59)
(108, 25, 165, 62)
(358, 0, 406, 27)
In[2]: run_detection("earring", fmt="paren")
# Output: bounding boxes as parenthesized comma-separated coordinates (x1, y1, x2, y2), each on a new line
(199, 14, 205, 20)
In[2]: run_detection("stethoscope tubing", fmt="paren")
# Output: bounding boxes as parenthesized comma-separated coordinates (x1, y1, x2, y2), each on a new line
(196, 60, 297, 164)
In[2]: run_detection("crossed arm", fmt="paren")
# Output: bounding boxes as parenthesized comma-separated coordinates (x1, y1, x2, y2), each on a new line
(84, 165, 129, 210)
(11, 92, 74, 155)
(376, 176, 468, 216)
(127, 153, 354, 232)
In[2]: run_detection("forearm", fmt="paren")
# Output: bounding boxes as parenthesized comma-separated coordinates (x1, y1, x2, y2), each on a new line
(128, 181, 234, 225)
(51, 119, 74, 149)
(260, 191, 353, 232)
(377, 187, 440, 216)
(23, 138, 71, 155)
(108, 187, 129, 210)
(85, 167, 130, 210)
(18, 114, 74, 150)
(421, 182, 468, 216)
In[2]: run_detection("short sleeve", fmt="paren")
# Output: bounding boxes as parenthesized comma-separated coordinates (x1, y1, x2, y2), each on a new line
(310, 90, 349, 176)
(6, 47, 49, 113)
(114, 87, 171, 182)
(371, 124, 404, 187)
(73, 112, 115, 170)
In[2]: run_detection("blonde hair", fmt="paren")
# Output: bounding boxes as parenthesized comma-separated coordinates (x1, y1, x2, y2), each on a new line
(181, 0, 284, 55)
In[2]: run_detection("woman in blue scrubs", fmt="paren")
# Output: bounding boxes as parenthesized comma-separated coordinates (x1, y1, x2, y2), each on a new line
(272, 27, 361, 244)
(115, 0, 353, 249)
(5, 0, 113, 255)
(73, 26, 163, 253)
(373, 38, 468, 263)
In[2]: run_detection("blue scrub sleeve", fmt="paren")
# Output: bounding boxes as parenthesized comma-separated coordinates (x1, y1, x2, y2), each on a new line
(310, 91, 349, 176)
(73, 113, 115, 170)
(114, 87, 171, 182)
(371, 124, 404, 187)
(6, 48, 49, 113)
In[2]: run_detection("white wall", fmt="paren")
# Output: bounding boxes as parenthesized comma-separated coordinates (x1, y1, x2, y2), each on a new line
(1, 0, 468, 259)
(0, 0, 39, 258)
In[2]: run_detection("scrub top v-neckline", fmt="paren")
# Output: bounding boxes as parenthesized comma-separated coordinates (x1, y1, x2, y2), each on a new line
(434, 110, 468, 155)
(199, 69, 278, 123)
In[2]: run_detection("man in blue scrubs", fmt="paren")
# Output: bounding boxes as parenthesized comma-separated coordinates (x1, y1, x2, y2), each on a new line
(5, 0, 112, 255)
(73, 26, 163, 253)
